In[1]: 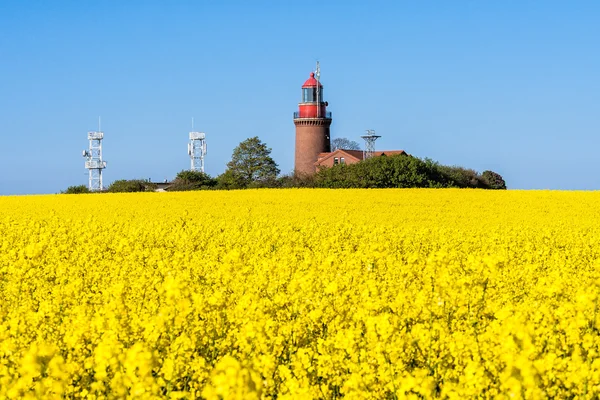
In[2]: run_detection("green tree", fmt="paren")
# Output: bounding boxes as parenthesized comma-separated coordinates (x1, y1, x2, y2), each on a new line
(224, 137, 280, 188)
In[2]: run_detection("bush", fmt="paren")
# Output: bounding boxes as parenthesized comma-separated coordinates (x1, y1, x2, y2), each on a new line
(482, 170, 507, 190)
(438, 165, 487, 188)
(62, 185, 91, 194)
(277, 172, 316, 188)
(214, 170, 245, 190)
(216, 172, 316, 190)
(313, 155, 500, 189)
(247, 178, 281, 189)
(175, 170, 215, 185)
(107, 180, 156, 193)
(314, 154, 444, 188)
(168, 170, 217, 191)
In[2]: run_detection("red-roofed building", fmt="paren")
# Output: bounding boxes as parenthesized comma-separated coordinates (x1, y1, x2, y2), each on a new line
(315, 149, 407, 169)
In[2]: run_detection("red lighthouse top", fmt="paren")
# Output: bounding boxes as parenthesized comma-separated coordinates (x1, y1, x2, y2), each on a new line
(302, 72, 323, 88)
(295, 70, 330, 119)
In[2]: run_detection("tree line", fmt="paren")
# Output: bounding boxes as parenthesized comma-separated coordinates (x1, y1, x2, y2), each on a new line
(64, 136, 505, 193)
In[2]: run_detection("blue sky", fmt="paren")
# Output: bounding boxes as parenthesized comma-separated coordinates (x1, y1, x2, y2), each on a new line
(1, 1, 599, 194)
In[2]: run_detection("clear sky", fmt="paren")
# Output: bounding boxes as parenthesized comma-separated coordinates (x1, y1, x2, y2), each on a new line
(1, 1, 599, 194)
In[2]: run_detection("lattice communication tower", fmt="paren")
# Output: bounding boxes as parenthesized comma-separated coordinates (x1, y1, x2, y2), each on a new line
(82, 122, 107, 191)
(361, 129, 381, 159)
(188, 128, 207, 172)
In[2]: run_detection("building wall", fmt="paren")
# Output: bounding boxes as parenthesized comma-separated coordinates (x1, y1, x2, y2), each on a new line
(316, 154, 360, 169)
(294, 119, 331, 175)
(315, 150, 407, 170)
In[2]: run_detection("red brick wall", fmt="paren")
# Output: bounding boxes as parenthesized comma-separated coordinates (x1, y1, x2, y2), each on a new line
(294, 119, 331, 175)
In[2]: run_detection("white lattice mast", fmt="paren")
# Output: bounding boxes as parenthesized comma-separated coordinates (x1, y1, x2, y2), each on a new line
(188, 118, 207, 172)
(315, 61, 321, 118)
(361, 129, 381, 159)
(82, 118, 107, 191)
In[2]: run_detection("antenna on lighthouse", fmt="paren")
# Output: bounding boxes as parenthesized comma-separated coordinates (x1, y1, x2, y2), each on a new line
(361, 129, 381, 159)
(189, 119, 207, 172)
(83, 118, 107, 191)
(315, 61, 321, 118)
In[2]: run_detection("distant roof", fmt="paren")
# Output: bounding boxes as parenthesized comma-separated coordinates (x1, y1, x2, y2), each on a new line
(302, 72, 323, 88)
(316, 149, 407, 165)
(337, 149, 364, 159)
(374, 150, 407, 157)
(316, 149, 362, 163)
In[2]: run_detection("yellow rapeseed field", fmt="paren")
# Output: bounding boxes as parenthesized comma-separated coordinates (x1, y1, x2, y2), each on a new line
(1, 189, 600, 399)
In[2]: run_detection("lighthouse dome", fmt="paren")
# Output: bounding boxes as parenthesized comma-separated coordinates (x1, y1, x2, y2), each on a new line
(302, 72, 323, 88)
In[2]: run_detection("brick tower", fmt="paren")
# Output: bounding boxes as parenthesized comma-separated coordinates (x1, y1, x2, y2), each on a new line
(293, 65, 332, 175)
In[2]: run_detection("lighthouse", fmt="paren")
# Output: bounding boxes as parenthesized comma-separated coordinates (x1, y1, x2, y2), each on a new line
(293, 63, 332, 175)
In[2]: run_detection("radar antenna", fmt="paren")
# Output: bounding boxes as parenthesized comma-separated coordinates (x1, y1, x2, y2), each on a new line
(361, 129, 381, 159)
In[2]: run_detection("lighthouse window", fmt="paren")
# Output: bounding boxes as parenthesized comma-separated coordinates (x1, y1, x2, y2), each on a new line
(302, 88, 315, 102)
(302, 87, 323, 103)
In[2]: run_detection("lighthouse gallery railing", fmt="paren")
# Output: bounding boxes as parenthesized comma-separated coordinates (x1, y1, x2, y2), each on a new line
(293, 111, 332, 119)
